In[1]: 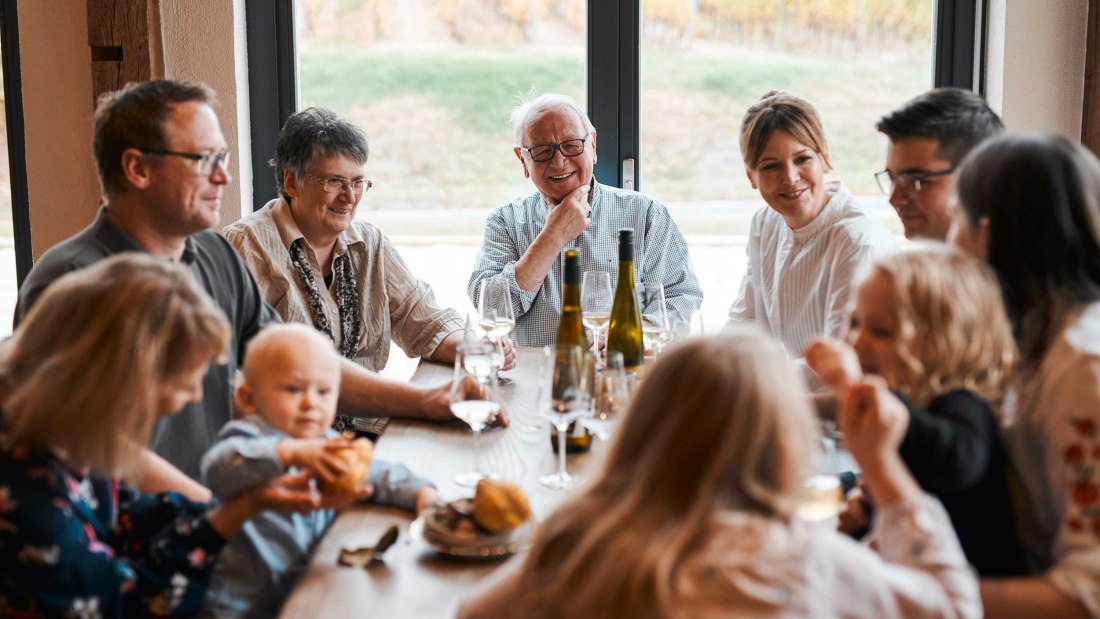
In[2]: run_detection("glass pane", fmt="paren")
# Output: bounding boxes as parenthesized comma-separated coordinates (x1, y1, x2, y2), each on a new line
(296, 0, 586, 376)
(641, 0, 934, 330)
(0, 17, 14, 338)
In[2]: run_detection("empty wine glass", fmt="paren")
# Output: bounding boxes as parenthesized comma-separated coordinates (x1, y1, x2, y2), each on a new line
(582, 351, 633, 441)
(478, 276, 515, 385)
(639, 283, 671, 356)
(537, 344, 591, 490)
(672, 307, 706, 342)
(581, 270, 613, 368)
(450, 344, 502, 487)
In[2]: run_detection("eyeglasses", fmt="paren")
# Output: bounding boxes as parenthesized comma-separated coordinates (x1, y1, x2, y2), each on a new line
(874, 167, 955, 196)
(519, 134, 592, 163)
(138, 148, 231, 176)
(306, 173, 373, 195)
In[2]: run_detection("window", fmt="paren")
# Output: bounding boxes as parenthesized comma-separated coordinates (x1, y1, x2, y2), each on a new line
(0, 0, 30, 337)
(248, 0, 975, 371)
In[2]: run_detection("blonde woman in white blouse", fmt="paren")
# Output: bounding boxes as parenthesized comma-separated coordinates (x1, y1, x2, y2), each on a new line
(728, 91, 895, 364)
(459, 328, 980, 619)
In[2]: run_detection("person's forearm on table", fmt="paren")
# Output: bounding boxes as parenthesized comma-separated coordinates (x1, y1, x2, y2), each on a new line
(337, 358, 449, 421)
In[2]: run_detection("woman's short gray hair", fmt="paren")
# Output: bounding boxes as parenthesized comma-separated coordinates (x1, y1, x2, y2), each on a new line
(271, 107, 369, 199)
(510, 93, 595, 148)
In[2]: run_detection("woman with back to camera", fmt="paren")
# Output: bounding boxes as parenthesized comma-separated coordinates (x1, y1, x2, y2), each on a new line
(951, 132, 1100, 619)
(0, 254, 346, 617)
(459, 328, 979, 619)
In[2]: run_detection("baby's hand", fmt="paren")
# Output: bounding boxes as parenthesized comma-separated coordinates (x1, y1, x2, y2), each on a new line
(805, 337, 862, 396)
(278, 436, 354, 488)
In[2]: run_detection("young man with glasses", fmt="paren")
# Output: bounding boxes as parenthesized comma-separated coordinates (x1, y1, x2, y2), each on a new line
(875, 88, 1004, 240)
(468, 93, 703, 346)
(14, 80, 485, 493)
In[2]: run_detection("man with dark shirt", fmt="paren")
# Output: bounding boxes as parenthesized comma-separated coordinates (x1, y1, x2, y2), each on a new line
(15, 80, 473, 486)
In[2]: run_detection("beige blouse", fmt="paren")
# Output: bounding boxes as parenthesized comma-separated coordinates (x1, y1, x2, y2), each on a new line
(223, 197, 463, 371)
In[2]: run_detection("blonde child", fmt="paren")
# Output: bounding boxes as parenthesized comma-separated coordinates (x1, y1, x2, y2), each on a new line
(460, 329, 979, 619)
(199, 324, 437, 618)
(728, 91, 895, 368)
(806, 246, 1026, 576)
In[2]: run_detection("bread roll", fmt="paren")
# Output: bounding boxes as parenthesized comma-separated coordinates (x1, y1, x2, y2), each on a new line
(317, 438, 373, 495)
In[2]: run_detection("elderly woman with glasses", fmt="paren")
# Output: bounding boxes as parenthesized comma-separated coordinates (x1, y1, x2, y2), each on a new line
(225, 108, 493, 435)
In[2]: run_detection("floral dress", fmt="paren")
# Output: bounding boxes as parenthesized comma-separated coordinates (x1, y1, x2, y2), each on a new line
(0, 439, 225, 618)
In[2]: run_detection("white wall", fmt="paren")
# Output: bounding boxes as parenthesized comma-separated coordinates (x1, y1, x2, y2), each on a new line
(985, 0, 1088, 138)
(19, 1, 101, 258)
(159, 0, 253, 229)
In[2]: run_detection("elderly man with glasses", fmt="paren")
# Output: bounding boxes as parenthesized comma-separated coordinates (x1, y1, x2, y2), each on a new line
(468, 93, 703, 346)
(875, 87, 1004, 240)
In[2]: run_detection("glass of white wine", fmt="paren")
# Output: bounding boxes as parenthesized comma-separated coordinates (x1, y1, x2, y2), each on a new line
(478, 275, 516, 385)
(450, 343, 502, 487)
(639, 282, 671, 356)
(581, 270, 612, 368)
(796, 420, 846, 523)
(537, 344, 591, 490)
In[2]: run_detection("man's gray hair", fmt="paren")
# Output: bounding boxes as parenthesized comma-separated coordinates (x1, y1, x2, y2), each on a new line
(510, 93, 595, 148)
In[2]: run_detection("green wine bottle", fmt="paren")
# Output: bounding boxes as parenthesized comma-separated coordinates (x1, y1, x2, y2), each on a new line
(551, 249, 593, 454)
(607, 229, 644, 376)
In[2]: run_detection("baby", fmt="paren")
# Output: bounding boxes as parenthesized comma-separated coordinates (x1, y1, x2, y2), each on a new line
(199, 324, 437, 618)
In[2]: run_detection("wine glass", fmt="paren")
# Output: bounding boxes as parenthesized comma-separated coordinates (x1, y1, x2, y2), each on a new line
(581, 270, 613, 368)
(450, 343, 502, 487)
(582, 351, 633, 441)
(478, 276, 515, 385)
(639, 283, 671, 356)
(673, 308, 706, 342)
(796, 419, 846, 522)
(537, 344, 591, 490)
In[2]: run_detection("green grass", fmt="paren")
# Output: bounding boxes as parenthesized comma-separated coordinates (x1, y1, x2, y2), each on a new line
(299, 46, 930, 209)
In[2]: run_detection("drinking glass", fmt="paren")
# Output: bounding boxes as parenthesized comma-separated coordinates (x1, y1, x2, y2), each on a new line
(639, 283, 671, 356)
(582, 351, 633, 441)
(673, 308, 706, 342)
(796, 420, 846, 522)
(450, 344, 502, 486)
(478, 276, 515, 385)
(581, 271, 613, 368)
(537, 344, 591, 490)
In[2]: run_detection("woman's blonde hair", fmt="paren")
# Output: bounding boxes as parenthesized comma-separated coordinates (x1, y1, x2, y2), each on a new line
(870, 246, 1016, 408)
(740, 90, 832, 171)
(0, 254, 230, 476)
(515, 328, 817, 618)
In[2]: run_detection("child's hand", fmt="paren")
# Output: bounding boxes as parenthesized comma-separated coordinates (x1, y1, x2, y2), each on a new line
(840, 377, 910, 466)
(414, 486, 439, 517)
(805, 337, 862, 397)
(278, 436, 354, 488)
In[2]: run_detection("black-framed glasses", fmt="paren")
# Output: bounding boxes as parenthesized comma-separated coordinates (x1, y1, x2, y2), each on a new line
(138, 148, 231, 176)
(306, 173, 373, 195)
(874, 167, 955, 196)
(520, 134, 592, 163)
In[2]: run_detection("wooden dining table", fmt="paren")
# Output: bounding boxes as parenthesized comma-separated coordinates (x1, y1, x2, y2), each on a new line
(279, 348, 606, 618)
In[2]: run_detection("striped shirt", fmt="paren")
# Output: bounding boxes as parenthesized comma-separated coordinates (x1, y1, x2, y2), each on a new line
(728, 181, 896, 360)
(468, 182, 703, 347)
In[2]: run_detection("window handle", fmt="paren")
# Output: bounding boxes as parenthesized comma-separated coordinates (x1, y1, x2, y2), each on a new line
(622, 158, 635, 191)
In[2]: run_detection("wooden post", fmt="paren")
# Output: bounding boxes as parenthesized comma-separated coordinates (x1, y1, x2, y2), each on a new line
(1084, 0, 1100, 154)
(87, 0, 163, 106)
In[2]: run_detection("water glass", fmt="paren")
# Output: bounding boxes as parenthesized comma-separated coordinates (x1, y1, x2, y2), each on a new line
(537, 344, 591, 490)
(639, 282, 670, 356)
(450, 345, 502, 486)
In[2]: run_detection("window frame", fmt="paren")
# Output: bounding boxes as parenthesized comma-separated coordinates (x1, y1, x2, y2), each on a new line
(2, 0, 31, 286)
